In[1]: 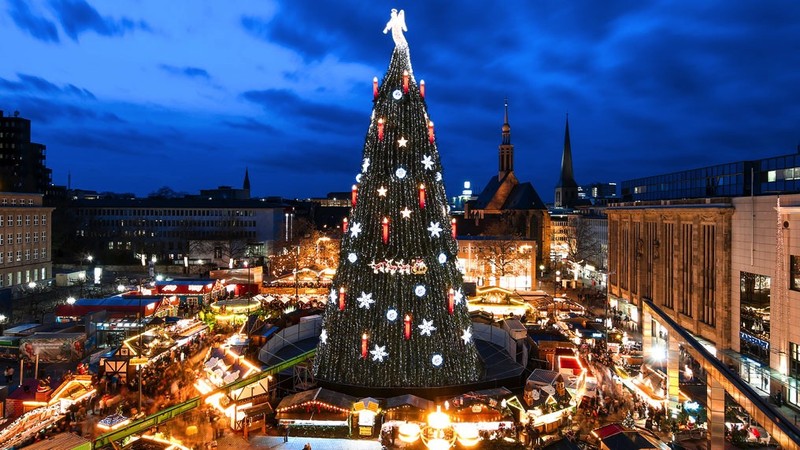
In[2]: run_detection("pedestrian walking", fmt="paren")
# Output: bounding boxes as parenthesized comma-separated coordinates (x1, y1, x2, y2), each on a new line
(284, 425, 289, 442)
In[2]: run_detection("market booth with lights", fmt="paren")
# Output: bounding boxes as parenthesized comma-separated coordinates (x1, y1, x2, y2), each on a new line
(155, 278, 225, 309)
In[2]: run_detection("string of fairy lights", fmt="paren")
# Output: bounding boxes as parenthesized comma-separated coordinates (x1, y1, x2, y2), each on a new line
(313, 41, 482, 388)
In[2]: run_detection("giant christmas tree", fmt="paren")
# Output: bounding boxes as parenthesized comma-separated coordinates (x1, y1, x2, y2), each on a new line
(314, 10, 482, 388)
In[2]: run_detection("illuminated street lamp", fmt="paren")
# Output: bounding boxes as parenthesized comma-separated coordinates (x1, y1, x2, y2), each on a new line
(66, 296, 76, 305)
(539, 264, 545, 279)
(555, 270, 561, 294)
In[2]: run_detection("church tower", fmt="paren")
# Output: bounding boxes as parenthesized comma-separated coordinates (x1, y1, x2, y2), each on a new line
(243, 168, 251, 198)
(498, 99, 514, 180)
(554, 115, 578, 208)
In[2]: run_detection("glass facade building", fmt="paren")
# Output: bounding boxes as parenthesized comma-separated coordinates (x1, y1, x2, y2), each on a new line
(621, 152, 800, 201)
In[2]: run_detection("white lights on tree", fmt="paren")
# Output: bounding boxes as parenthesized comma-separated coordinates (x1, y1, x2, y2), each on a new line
(378, 186, 388, 196)
(461, 327, 472, 344)
(415, 285, 426, 297)
(320, 329, 328, 344)
(419, 318, 436, 336)
(329, 289, 337, 303)
(395, 167, 407, 179)
(356, 174, 363, 183)
(362, 158, 370, 173)
(421, 155, 434, 170)
(436, 172, 442, 181)
(371, 344, 389, 362)
(357, 291, 376, 309)
(438, 253, 447, 264)
(350, 222, 363, 237)
(398, 137, 408, 147)
(386, 308, 398, 321)
(427, 222, 442, 238)
(431, 354, 443, 367)
(400, 207, 412, 218)
(348, 253, 358, 263)
(392, 89, 403, 100)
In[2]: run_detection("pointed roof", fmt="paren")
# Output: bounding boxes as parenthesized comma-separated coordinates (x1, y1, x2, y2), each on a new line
(501, 98, 511, 145)
(555, 114, 578, 189)
(243, 168, 251, 190)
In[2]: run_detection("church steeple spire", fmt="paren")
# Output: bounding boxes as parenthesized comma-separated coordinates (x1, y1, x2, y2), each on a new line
(555, 114, 579, 208)
(498, 98, 514, 179)
(243, 168, 251, 198)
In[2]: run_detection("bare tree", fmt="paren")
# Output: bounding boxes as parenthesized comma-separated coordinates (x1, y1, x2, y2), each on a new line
(476, 221, 529, 278)
(565, 215, 603, 268)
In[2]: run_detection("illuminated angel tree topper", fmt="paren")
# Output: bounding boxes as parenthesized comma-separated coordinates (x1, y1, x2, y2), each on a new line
(313, 9, 482, 388)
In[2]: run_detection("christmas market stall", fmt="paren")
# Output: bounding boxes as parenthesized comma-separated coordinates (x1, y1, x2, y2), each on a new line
(155, 279, 225, 309)
(193, 334, 269, 430)
(275, 387, 357, 432)
(384, 394, 434, 423)
(19, 432, 92, 450)
(508, 371, 575, 434)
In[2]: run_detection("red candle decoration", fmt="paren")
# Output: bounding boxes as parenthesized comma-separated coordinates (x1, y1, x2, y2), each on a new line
(373, 76, 378, 99)
(339, 287, 346, 311)
(428, 121, 435, 143)
(351, 184, 358, 207)
(342, 217, 348, 233)
(419, 184, 426, 209)
(404, 314, 412, 340)
(361, 333, 369, 358)
(451, 218, 457, 239)
(419, 79, 425, 98)
(403, 70, 409, 93)
(377, 118, 385, 141)
(448, 288, 455, 314)
(382, 217, 389, 244)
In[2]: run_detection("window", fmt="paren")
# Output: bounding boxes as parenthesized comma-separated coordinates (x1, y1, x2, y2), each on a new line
(41, 231, 46, 242)
(33, 249, 37, 260)
(6, 273, 10, 287)
(15, 251, 20, 262)
(0, 235, 3, 246)
(41, 214, 46, 225)
(33, 232, 37, 243)
(6, 216, 11, 226)
(41, 248, 46, 259)
(16, 215, 21, 226)
(0, 253, 3, 264)
(24, 232, 30, 243)
(792, 255, 800, 291)
(33, 216, 38, 226)
(0, 216, 3, 227)
(24, 215, 29, 226)
(24, 250, 29, 261)
(16, 233, 21, 244)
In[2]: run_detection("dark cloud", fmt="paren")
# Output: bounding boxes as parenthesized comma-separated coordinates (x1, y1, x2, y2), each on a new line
(158, 64, 211, 80)
(7, 0, 60, 42)
(241, 88, 364, 136)
(48, 0, 151, 41)
(222, 118, 279, 134)
(0, 73, 95, 99)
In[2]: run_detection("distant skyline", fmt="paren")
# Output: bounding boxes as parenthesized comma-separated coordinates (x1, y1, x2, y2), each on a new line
(2, 1, 799, 201)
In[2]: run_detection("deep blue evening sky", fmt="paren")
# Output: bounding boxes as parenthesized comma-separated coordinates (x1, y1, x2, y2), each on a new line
(2, 1, 799, 201)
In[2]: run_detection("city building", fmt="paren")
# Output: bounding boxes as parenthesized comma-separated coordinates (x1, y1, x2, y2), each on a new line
(461, 101, 551, 265)
(0, 111, 52, 194)
(607, 149, 800, 447)
(0, 192, 53, 313)
(64, 196, 289, 269)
